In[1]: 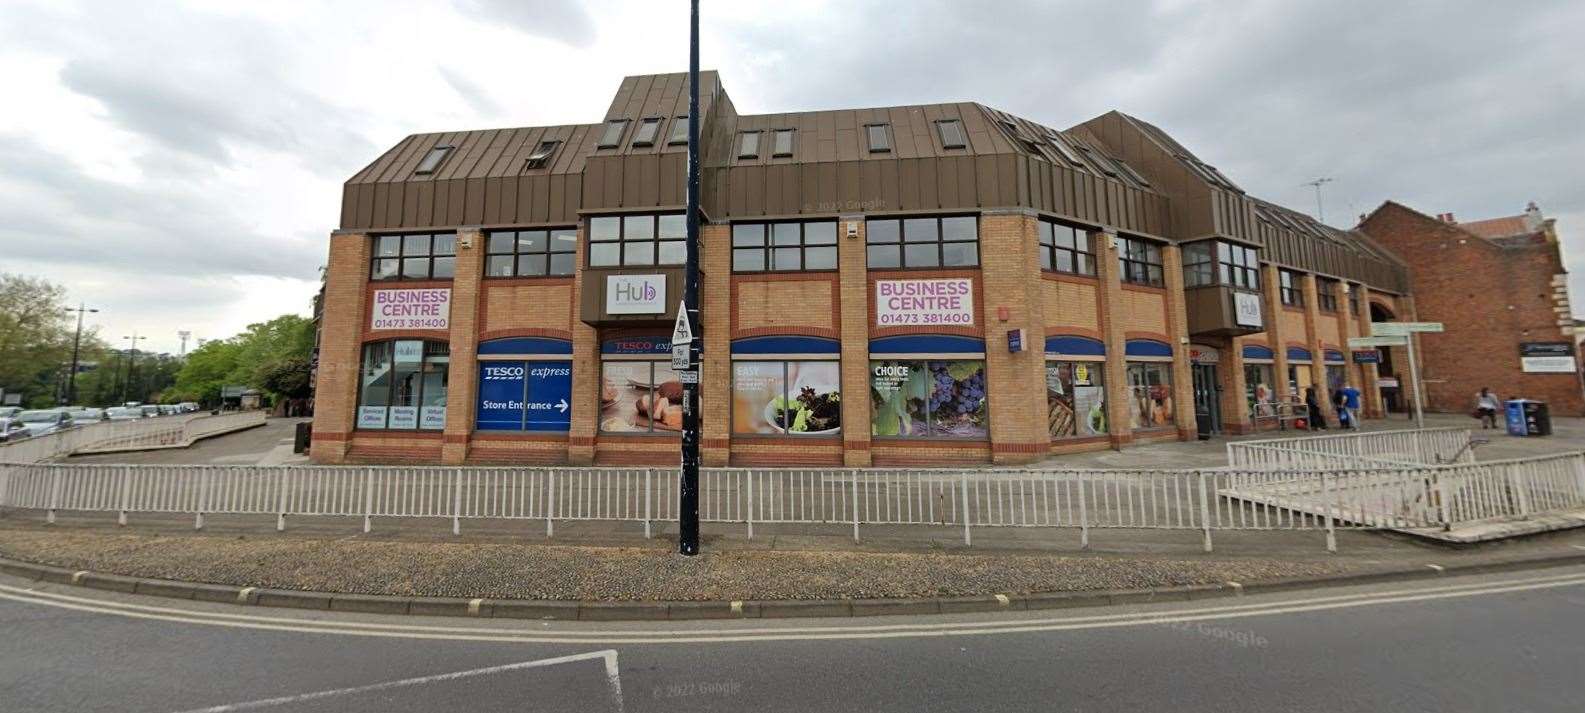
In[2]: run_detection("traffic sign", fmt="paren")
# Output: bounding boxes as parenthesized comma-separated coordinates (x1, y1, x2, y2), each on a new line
(671, 344, 691, 370)
(1371, 321, 1443, 336)
(672, 304, 694, 344)
(1349, 335, 1407, 348)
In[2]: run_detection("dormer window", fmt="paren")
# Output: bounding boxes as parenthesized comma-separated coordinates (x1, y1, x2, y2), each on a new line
(737, 131, 760, 159)
(772, 129, 794, 157)
(865, 124, 891, 153)
(598, 119, 628, 149)
(936, 119, 966, 149)
(523, 140, 559, 170)
(414, 145, 453, 175)
(632, 117, 661, 147)
(667, 115, 689, 145)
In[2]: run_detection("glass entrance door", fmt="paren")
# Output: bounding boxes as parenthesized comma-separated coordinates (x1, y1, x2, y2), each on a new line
(1192, 364, 1221, 435)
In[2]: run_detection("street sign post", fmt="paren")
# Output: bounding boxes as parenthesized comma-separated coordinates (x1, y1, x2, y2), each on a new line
(1370, 321, 1443, 336)
(1359, 323, 1440, 428)
(1347, 335, 1407, 348)
(678, 0, 703, 557)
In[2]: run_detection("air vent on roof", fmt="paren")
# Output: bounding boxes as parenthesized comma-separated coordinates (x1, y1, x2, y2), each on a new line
(414, 145, 454, 175)
(523, 140, 559, 170)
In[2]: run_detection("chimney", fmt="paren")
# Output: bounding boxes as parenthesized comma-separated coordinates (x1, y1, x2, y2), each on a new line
(1524, 201, 1543, 231)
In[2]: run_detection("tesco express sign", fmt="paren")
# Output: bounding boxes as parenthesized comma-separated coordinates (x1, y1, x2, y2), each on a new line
(371, 288, 451, 330)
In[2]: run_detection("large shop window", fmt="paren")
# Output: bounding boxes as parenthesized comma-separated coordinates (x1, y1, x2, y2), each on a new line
(588, 214, 686, 267)
(1116, 236, 1164, 287)
(732, 221, 838, 273)
(486, 228, 577, 277)
(865, 216, 979, 269)
(1125, 362, 1174, 430)
(1046, 361, 1107, 438)
(371, 233, 456, 281)
(599, 338, 680, 434)
(1245, 363, 1275, 417)
(357, 340, 448, 430)
(731, 361, 841, 435)
(1039, 220, 1095, 276)
(870, 360, 988, 438)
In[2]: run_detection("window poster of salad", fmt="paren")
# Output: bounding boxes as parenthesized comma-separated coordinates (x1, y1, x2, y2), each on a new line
(731, 361, 841, 435)
(870, 360, 988, 438)
(599, 360, 682, 433)
(1046, 361, 1106, 438)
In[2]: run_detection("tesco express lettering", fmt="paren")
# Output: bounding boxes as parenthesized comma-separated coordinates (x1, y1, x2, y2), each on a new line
(371, 289, 451, 330)
(875, 279, 975, 326)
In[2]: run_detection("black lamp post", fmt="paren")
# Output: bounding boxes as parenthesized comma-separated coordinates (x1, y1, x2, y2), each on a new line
(64, 303, 98, 405)
(678, 0, 702, 556)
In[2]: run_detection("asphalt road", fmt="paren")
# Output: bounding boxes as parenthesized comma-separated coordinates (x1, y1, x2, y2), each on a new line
(2, 565, 1583, 712)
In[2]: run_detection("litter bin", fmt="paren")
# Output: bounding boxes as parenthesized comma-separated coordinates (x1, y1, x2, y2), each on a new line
(1505, 400, 1529, 436)
(1523, 400, 1552, 436)
(294, 421, 313, 453)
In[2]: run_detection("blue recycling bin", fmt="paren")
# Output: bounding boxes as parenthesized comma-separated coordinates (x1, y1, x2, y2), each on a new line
(1505, 399, 1530, 436)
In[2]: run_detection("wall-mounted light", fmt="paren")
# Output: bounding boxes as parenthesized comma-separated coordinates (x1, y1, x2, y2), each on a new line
(845, 221, 859, 239)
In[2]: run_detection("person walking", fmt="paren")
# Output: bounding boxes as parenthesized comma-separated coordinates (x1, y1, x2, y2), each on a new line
(1332, 388, 1353, 430)
(1475, 387, 1502, 429)
(1304, 387, 1327, 431)
(1340, 383, 1362, 430)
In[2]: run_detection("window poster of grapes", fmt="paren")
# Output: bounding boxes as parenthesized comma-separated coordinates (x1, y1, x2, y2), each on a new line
(1046, 361, 1107, 438)
(869, 360, 988, 438)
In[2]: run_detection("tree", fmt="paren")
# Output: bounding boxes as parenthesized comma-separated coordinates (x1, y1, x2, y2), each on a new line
(0, 274, 74, 407)
(259, 357, 313, 400)
(170, 313, 314, 406)
(170, 340, 241, 406)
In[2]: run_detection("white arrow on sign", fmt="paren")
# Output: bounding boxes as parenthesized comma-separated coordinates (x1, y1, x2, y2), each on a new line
(672, 303, 694, 344)
(1349, 335, 1408, 348)
(556, 399, 568, 414)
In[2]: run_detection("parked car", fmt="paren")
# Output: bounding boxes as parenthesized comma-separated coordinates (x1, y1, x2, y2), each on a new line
(104, 407, 142, 422)
(67, 408, 104, 425)
(140, 405, 161, 418)
(0, 406, 22, 420)
(178, 402, 201, 413)
(158, 404, 178, 416)
(0, 417, 31, 443)
(14, 409, 74, 437)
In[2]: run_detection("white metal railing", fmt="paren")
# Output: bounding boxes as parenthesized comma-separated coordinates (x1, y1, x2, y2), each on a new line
(6, 461, 1520, 552)
(0, 411, 266, 464)
(1226, 427, 1475, 473)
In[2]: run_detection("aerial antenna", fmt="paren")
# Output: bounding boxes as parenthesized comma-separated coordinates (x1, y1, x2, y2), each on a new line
(1302, 177, 1334, 223)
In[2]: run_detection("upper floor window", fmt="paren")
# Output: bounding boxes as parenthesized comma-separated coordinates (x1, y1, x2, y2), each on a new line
(1317, 279, 1339, 312)
(523, 140, 559, 170)
(1039, 220, 1095, 276)
(666, 116, 689, 145)
(772, 129, 794, 157)
(1279, 270, 1304, 307)
(371, 233, 456, 281)
(631, 117, 662, 147)
(486, 228, 577, 278)
(1348, 287, 1361, 316)
(737, 131, 760, 159)
(732, 220, 837, 272)
(865, 124, 891, 153)
(597, 119, 628, 149)
(1116, 236, 1163, 287)
(414, 145, 453, 175)
(936, 119, 966, 149)
(587, 214, 686, 267)
(1219, 242, 1260, 290)
(865, 216, 978, 269)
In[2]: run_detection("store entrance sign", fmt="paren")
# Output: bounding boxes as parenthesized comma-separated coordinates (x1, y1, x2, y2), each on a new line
(606, 274, 666, 314)
(874, 278, 974, 327)
(476, 361, 572, 431)
(371, 288, 451, 330)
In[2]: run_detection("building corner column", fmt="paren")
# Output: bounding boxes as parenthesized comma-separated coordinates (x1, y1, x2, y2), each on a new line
(837, 215, 872, 467)
(1301, 274, 1335, 425)
(1161, 245, 1197, 440)
(1094, 232, 1131, 449)
(440, 227, 484, 464)
(310, 231, 370, 464)
(700, 222, 731, 467)
(1261, 264, 1291, 408)
(1355, 285, 1384, 418)
(568, 223, 598, 465)
(1220, 339, 1252, 434)
(981, 211, 1048, 464)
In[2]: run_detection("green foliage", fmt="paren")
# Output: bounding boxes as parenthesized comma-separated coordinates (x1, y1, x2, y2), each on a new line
(0, 273, 73, 407)
(171, 314, 314, 405)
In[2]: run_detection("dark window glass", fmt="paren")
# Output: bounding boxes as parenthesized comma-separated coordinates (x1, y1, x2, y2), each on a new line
(666, 116, 689, 145)
(370, 233, 457, 281)
(598, 119, 628, 148)
(936, 119, 966, 149)
(484, 227, 577, 277)
(1280, 270, 1305, 307)
(773, 129, 794, 157)
(1116, 236, 1164, 287)
(632, 118, 661, 147)
(866, 124, 891, 153)
(737, 131, 760, 159)
(730, 220, 841, 273)
(586, 214, 686, 267)
(864, 216, 978, 269)
(414, 145, 452, 175)
(1039, 220, 1096, 276)
(1317, 279, 1339, 312)
(524, 140, 559, 169)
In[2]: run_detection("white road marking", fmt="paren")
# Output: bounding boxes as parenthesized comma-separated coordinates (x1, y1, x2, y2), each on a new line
(1425, 564, 1445, 573)
(1, 570, 1582, 645)
(164, 649, 623, 713)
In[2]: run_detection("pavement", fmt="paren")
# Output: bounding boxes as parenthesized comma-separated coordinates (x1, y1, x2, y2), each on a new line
(66, 416, 312, 466)
(2, 563, 1584, 712)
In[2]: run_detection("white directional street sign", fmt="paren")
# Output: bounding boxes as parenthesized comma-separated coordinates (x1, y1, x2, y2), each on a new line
(1349, 335, 1408, 348)
(672, 303, 694, 344)
(1371, 321, 1443, 336)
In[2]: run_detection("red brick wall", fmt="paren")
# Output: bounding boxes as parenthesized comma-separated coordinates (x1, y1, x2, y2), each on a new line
(1361, 203, 1585, 415)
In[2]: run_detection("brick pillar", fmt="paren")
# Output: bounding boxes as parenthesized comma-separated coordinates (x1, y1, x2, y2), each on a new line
(1301, 274, 1335, 424)
(440, 227, 484, 464)
(310, 231, 369, 464)
(1355, 285, 1384, 418)
(568, 223, 598, 465)
(1094, 232, 1131, 449)
(837, 215, 872, 466)
(1261, 263, 1291, 405)
(700, 223, 731, 467)
(1220, 337, 1251, 434)
(1336, 281, 1364, 422)
(1161, 245, 1197, 440)
(979, 211, 1049, 464)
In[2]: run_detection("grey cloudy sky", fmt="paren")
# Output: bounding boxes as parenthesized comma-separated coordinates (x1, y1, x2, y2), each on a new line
(3, 0, 1582, 354)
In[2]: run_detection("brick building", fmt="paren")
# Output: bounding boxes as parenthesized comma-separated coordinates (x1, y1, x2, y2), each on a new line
(1358, 201, 1583, 415)
(310, 71, 1413, 467)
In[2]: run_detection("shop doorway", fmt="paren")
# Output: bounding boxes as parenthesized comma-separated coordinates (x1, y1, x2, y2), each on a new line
(1192, 363, 1222, 435)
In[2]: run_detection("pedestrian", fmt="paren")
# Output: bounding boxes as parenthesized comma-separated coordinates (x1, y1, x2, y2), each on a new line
(1475, 387, 1502, 429)
(1340, 383, 1362, 430)
(1332, 388, 1352, 430)
(1304, 387, 1327, 431)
